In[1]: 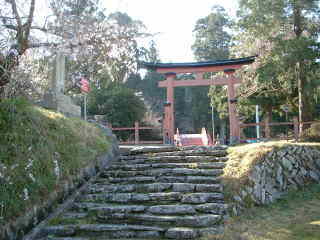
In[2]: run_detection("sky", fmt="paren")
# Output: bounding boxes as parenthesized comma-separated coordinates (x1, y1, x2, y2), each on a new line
(104, 0, 238, 63)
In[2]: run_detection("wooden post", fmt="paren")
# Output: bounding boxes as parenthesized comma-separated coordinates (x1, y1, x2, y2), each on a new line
(135, 121, 139, 145)
(293, 117, 299, 141)
(264, 118, 271, 139)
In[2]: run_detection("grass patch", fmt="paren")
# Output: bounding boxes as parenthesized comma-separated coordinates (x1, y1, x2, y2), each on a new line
(0, 98, 111, 224)
(206, 183, 320, 240)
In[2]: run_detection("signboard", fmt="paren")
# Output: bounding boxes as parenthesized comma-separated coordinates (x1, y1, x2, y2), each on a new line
(281, 105, 289, 113)
(79, 78, 90, 93)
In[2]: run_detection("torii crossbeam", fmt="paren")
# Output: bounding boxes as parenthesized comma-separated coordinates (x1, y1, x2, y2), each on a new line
(142, 56, 255, 144)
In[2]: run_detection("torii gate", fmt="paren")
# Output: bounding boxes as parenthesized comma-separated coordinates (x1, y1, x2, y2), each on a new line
(142, 56, 255, 144)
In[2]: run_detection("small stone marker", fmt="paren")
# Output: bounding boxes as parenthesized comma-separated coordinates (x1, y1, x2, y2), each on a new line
(42, 52, 81, 117)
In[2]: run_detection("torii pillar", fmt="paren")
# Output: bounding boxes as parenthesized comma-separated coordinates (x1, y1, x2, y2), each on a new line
(225, 69, 240, 143)
(163, 72, 176, 144)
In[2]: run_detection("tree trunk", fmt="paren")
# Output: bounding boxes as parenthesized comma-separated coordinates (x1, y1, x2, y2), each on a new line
(264, 106, 272, 139)
(293, 0, 313, 134)
(219, 120, 226, 144)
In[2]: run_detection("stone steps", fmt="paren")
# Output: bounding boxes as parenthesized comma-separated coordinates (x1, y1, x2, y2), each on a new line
(77, 192, 224, 204)
(95, 176, 222, 185)
(96, 213, 222, 227)
(41, 224, 223, 239)
(100, 168, 224, 178)
(72, 202, 226, 215)
(109, 162, 226, 170)
(37, 146, 228, 239)
(118, 156, 228, 164)
(86, 183, 222, 194)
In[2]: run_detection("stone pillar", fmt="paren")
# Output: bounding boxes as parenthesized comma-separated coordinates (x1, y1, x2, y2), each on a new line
(53, 52, 66, 95)
(42, 53, 81, 117)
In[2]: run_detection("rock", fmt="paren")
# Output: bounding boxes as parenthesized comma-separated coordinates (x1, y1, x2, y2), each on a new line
(309, 171, 320, 181)
(41, 226, 75, 237)
(136, 231, 161, 238)
(185, 176, 221, 184)
(195, 203, 226, 214)
(199, 226, 224, 237)
(172, 183, 195, 192)
(314, 159, 320, 169)
(181, 193, 223, 204)
(77, 224, 164, 232)
(165, 228, 199, 239)
(195, 184, 222, 192)
(253, 183, 262, 203)
(147, 205, 196, 215)
(138, 183, 172, 192)
(90, 205, 146, 214)
(277, 150, 287, 158)
(233, 195, 242, 202)
(281, 158, 293, 171)
(300, 167, 308, 176)
(276, 165, 283, 187)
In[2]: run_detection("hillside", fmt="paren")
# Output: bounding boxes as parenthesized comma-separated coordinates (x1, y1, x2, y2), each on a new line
(0, 98, 112, 226)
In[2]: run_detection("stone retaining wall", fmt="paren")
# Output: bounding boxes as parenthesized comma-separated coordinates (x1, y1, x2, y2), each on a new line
(230, 145, 320, 215)
(0, 126, 119, 240)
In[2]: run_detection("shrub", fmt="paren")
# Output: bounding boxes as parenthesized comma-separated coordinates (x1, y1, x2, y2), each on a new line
(300, 123, 320, 142)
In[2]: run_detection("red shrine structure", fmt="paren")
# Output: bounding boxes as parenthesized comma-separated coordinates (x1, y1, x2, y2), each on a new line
(142, 56, 256, 144)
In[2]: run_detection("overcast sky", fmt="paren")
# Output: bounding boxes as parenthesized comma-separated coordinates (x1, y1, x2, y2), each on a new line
(104, 0, 238, 62)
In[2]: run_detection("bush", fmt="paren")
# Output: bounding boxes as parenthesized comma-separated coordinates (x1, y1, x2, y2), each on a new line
(88, 83, 146, 140)
(300, 123, 320, 142)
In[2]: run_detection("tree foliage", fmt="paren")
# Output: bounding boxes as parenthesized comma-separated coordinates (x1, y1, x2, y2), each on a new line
(192, 5, 233, 137)
(235, 0, 320, 129)
(88, 82, 146, 128)
(0, 0, 150, 100)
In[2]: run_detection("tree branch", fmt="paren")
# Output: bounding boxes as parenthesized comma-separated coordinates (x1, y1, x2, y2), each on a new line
(24, 0, 35, 41)
(8, 0, 22, 30)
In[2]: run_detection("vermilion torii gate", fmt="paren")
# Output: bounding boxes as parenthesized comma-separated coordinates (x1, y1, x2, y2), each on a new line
(142, 56, 255, 144)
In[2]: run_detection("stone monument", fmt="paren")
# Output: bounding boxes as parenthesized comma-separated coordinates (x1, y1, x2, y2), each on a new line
(42, 52, 81, 117)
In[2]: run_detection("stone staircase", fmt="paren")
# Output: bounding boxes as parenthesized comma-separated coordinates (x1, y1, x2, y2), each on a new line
(37, 146, 228, 240)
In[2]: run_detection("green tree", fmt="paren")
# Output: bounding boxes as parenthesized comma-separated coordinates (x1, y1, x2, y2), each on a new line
(192, 5, 232, 61)
(236, 0, 320, 133)
(192, 5, 233, 139)
(88, 82, 146, 140)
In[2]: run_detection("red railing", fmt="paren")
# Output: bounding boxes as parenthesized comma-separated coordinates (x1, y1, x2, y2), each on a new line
(110, 121, 163, 145)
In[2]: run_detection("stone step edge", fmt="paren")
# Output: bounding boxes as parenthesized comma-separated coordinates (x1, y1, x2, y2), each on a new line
(87, 183, 222, 194)
(109, 162, 226, 170)
(126, 145, 227, 155)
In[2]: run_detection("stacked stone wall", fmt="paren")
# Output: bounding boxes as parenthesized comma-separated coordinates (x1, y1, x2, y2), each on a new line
(229, 145, 320, 215)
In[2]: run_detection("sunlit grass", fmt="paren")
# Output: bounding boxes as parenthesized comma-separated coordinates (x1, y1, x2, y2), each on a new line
(205, 184, 320, 240)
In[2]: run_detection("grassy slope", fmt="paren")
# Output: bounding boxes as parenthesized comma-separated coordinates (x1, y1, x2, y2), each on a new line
(0, 98, 111, 224)
(206, 141, 320, 240)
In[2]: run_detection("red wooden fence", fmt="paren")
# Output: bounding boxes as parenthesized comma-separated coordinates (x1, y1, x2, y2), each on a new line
(110, 121, 163, 145)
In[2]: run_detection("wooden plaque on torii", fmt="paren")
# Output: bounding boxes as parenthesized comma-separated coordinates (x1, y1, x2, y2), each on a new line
(142, 56, 256, 144)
